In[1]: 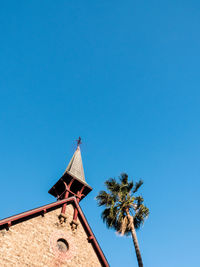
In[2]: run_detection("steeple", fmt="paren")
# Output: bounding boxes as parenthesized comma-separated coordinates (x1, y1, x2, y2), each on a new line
(48, 138, 92, 202)
(65, 145, 85, 183)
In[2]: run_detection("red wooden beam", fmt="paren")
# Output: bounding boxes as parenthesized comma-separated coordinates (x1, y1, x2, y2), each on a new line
(72, 185, 85, 221)
(0, 197, 75, 227)
(61, 180, 74, 214)
(73, 198, 109, 267)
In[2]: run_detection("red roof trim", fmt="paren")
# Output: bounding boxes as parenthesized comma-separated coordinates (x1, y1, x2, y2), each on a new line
(73, 198, 109, 267)
(0, 197, 75, 227)
(0, 197, 109, 267)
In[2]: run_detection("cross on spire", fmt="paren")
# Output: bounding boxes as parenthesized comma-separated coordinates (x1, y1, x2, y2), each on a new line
(76, 137, 82, 148)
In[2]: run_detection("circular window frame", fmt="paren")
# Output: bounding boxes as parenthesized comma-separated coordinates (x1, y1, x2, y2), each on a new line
(57, 238, 69, 252)
(50, 231, 74, 261)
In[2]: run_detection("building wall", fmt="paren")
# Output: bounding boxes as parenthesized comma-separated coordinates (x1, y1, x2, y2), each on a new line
(0, 204, 102, 267)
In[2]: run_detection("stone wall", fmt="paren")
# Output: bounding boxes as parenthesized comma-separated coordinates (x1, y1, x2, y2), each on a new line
(0, 204, 102, 267)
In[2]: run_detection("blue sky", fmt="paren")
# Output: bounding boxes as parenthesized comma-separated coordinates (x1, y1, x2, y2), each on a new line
(0, 1, 200, 266)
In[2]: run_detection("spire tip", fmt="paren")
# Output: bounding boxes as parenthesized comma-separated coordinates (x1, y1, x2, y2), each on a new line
(76, 137, 82, 148)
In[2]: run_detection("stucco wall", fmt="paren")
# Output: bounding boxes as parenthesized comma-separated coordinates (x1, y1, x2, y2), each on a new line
(0, 204, 102, 267)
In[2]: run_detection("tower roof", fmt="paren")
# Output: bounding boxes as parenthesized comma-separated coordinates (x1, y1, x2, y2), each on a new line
(64, 146, 85, 183)
(48, 140, 92, 200)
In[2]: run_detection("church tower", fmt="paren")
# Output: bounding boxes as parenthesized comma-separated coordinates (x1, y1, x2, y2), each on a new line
(0, 139, 109, 267)
(48, 138, 92, 228)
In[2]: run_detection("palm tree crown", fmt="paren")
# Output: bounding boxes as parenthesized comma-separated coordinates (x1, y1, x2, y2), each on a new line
(96, 173, 149, 234)
(96, 173, 149, 267)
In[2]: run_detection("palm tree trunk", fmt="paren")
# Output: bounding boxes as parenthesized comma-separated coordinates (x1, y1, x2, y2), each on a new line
(126, 210, 143, 267)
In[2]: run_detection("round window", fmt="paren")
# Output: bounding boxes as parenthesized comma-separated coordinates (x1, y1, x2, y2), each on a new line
(57, 238, 69, 253)
(50, 231, 75, 261)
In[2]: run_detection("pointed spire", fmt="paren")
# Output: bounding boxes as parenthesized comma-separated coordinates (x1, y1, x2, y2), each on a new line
(48, 137, 92, 200)
(64, 138, 85, 182)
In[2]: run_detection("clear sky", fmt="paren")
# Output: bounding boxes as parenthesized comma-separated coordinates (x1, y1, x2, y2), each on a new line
(0, 1, 200, 266)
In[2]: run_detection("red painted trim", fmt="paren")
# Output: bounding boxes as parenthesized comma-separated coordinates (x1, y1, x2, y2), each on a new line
(0, 197, 75, 227)
(73, 185, 85, 221)
(58, 187, 83, 200)
(0, 197, 109, 267)
(73, 205, 78, 221)
(61, 192, 68, 214)
(61, 180, 74, 214)
(73, 198, 109, 267)
(49, 172, 92, 200)
(64, 171, 92, 190)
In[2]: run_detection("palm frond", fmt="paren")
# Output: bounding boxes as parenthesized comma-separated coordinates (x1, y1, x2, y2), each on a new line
(101, 206, 119, 229)
(96, 190, 115, 206)
(133, 179, 143, 193)
(134, 196, 144, 210)
(134, 204, 149, 229)
(127, 181, 134, 192)
(120, 173, 128, 185)
(105, 178, 120, 194)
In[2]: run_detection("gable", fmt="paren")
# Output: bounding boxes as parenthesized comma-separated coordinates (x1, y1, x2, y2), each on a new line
(0, 202, 104, 267)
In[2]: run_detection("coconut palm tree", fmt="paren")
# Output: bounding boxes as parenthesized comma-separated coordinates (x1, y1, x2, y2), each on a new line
(96, 173, 149, 267)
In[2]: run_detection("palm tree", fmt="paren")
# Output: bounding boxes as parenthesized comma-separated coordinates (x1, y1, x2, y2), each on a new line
(96, 173, 149, 267)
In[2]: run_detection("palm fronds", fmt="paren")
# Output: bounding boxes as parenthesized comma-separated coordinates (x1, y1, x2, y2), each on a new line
(96, 173, 149, 235)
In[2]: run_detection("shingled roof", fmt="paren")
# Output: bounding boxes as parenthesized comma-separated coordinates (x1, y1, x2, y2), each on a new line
(64, 146, 85, 183)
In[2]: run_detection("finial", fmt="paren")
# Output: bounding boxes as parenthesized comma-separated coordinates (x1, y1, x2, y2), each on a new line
(76, 137, 82, 148)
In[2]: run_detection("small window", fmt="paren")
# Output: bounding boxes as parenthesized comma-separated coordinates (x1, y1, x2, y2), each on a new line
(57, 238, 69, 253)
